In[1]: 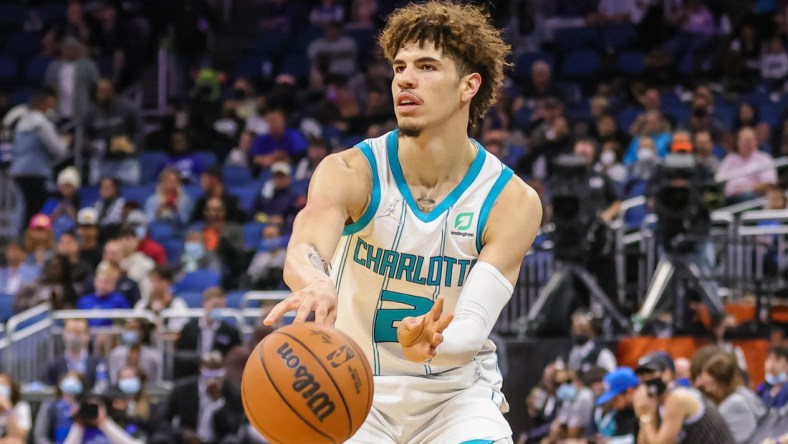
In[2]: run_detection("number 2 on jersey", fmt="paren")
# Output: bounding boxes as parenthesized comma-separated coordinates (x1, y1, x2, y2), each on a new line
(373, 290, 434, 342)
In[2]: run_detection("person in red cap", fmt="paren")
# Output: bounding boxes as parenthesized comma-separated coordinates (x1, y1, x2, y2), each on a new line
(24, 213, 54, 267)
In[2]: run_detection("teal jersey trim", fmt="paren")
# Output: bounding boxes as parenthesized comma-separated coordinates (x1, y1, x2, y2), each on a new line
(476, 166, 514, 252)
(343, 141, 381, 235)
(387, 130, 486, 223)
(459, 440, 494, 444)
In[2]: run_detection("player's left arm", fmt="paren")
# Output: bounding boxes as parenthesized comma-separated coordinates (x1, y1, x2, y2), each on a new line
(398, 177, 542, 365)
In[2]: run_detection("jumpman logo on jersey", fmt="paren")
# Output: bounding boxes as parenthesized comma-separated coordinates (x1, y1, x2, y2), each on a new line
(377, 198, 400, 221)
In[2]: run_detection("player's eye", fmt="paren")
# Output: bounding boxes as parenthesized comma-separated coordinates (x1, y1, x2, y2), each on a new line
(421, 64, 435, 71)
(393, 66, 405, 73)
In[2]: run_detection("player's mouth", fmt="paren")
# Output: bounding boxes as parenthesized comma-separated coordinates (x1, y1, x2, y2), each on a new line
(395, 92, 422, 113)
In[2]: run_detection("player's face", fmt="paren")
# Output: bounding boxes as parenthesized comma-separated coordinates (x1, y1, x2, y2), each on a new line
(391, 42, 468, 138)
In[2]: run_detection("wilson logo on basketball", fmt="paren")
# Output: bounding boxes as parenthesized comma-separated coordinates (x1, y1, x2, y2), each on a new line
(277, 342, 336, 422)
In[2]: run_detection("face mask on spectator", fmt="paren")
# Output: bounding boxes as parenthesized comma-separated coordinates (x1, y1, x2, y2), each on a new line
(765, 371, 788, 385)
(118, 377, 141, 395)
(121, 330, 139, 346)
(0, 384, 10, 400)
(59, 377, 83, 395)
(556, 383, 577, 402)
(134, 226, 146, 240)
(600, 151, 616, 166)
(209, 308, 223, 322)
(638, 148, 655, 161)
(63, 334, 85, 352)
(184, 242, 205, 259)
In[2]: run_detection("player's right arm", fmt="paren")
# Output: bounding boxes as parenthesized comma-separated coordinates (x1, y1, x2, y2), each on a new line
(263, 149, 372, 326)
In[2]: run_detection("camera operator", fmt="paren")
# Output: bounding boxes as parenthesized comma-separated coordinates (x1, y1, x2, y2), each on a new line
(633, 354, 735, 444)
(571, 139, 622, 302)
(63, 395, 142, 444)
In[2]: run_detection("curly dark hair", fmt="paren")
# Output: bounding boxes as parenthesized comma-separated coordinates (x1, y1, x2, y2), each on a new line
(379, 1, 511, 127)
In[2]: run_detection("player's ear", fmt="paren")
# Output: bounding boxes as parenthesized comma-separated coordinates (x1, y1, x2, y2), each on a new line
(460, 72, 482, 103)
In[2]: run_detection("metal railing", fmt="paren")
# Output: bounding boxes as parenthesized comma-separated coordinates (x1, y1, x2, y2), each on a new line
(2, 304, 53, 382)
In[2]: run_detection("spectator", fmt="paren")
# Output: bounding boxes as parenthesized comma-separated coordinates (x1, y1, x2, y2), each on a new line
(595, 114, 631, 159)
(24, 213, 55, 267)
(46, 166, 82, 226)
(181, 230, 221, 275)
(34, 371, 87, 444)
(630, 88, 662, 131)
(56, 231, 92, 294)
(134, 266, 188, 332)
(63, 393, 144, 444)
(108, 319, 162, 384)
(563, 310, 617, 374)
(757, 344, 788, 408)
(694, 130, 720, 173)
(99, 240, 141, 307)
(223, 325, 275, 387)
(245, 223, 287, 290)
(548, 367, 595, 441)
(695, 351, 766, 443)
(202, 197, 244, 280)
(53, 1, 98, 45)
(14, 254, 77, 312)
(663, 0, 718, 66)
(192, 167, 245, 224)
(717, 127, 777, 202)
(310, 0, 345, 27)
(76, 208, 102, 268)
(93, 2, 137, 88)
(174, 287, 242, 379)
(250, 108, 307, 169)
(76, 263, 130, 327)
(164, 130, 204, 185)
(761, 37, 788, 88)
(224, 130, 253, 168)
(734, 101, 760, 131)
(686, 86, 725, 138)
(674, 357, 692, 387)
(110, 366, 157, 439)
(0, 242, 39, 297)
(517, 115, 573, 180)
(252, 161, 303, 227)
(709, 313, 749, 374)
(94, 177, 126, 231)
(117, 227, 155, 303)
(144, 168, 194, 226)
(599, 140, 628, 184)
(152, 352, 243, 444)
(294, 137, 329, 181)
(633, 353, 735, 444)
(521, 61, 562, 102)
(124, 210, 166, 266)
(624, 111, 672, 165)
(594, 367, 640, 441)
(85, 79, 144, 185)
(0, 372, 31, 442)
(44, 37, 100, 125)
(307, 21, 358, 77)
(10, 88, 69, 233)
(518, 362, 559, 444)
(597, 0, 632, 23)
(43, 319, 103, 388)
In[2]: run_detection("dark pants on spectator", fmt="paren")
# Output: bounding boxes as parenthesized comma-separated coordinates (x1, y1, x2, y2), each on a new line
(14, 175, 48, 234)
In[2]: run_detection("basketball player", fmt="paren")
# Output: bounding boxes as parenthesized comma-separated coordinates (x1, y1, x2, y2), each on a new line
(264, 2, 541, 442)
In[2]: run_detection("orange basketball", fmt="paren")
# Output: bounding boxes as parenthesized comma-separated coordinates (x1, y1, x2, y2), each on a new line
(241, 322, 374, 444)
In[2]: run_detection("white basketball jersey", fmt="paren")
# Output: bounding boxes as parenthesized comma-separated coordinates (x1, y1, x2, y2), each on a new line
(331, 130, 514, 376)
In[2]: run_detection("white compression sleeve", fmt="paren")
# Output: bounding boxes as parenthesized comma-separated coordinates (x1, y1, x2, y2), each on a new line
(429, 262, 513, 367)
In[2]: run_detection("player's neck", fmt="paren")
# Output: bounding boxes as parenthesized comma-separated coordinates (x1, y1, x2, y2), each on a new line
(397, 124, 475, 187)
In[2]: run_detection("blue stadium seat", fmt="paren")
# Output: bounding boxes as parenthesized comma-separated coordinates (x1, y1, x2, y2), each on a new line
(226, 290, 246, 309)
(279, 54, 310, 83)
(122, 184, 156, 207)
(617, 51, 645, 75)
(0, 56, 18, 81)
(221, 165, 253, 187)
(601, 24, 637, 51)
(243, 222, 265, 250)
(174, 269, 221, 294)
(235, 54, 272, 82)
(555, 27, 600, 53)
(23, 54, 51, 82)
(175, 291, 204, 309)
(148, 221, 178, 243)
(78, 185, 100, 207)
(0, 293, 13, 322)
(183, 183, 203, 203)
(559, 50, 601, 79)
(163, 239, 184, 266)
(4, 31, 40, 57)
(616, 107, 640, 132)
(291, 179, 309, 197)
(193, 151, 217, 169)
(138, 151, 169, 183)
(229, 185, 259, 213)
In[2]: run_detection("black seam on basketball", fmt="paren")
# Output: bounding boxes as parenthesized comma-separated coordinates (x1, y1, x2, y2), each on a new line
(278, 330, 355, 438)
(259, 334, 336, 443)
(334, 328, 375, 414)
(244, 343, 287, 444)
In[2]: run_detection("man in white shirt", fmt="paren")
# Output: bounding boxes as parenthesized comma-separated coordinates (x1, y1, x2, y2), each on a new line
(717, 127, 777, 203)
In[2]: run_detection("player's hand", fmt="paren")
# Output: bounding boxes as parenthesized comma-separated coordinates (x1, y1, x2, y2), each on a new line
(397, 296, 453, 363)
(263, 278, 337, 326)
(632, 384, 657, 417)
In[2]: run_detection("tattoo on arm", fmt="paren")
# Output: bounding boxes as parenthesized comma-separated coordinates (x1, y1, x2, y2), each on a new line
(307, 244, 330, 275)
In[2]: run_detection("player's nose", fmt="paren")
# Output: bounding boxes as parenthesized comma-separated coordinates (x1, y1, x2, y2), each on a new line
(395, 66, 417, 89)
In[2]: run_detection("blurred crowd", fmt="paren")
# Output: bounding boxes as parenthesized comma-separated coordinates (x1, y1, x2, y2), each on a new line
(0, 0, 788, 442)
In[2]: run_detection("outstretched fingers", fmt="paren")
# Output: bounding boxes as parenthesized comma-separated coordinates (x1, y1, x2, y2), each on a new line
(263, 298, 298, 325)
